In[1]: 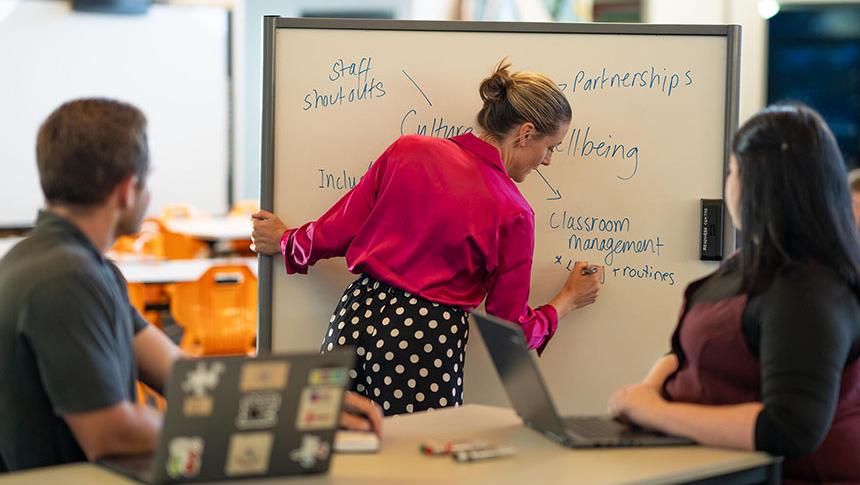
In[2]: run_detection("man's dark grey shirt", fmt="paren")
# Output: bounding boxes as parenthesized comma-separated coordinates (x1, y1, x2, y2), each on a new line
(0, 211, 147, 471)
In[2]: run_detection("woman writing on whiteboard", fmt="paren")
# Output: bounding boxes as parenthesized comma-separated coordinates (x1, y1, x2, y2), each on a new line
(252, 61, 603, 415)
(608, 103, 860, 481)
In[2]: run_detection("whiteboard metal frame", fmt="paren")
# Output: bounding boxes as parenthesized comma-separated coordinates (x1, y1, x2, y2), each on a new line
(258, 17, 742, 352)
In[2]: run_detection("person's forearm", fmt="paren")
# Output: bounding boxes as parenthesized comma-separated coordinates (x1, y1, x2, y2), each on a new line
(548, 290, 574, 319)
(67, 401, 164, 461)
(639, 401, 762, 450)
(642, 354, 679, 388)
(546, 263, 601, 319)
(100, 405, 162, 459)
(144, 345, 187, 393)
(134, 326, 187, 393)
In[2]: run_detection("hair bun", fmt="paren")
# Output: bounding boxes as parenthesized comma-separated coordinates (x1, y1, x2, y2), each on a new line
(475, 59, 571, 139)
(479, 62, 514, 104)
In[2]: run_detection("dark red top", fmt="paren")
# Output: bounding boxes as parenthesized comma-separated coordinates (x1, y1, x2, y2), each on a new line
(664, 264, 860, 484)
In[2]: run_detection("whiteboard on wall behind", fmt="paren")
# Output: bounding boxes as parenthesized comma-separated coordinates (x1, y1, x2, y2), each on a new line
(0, 1, 229, 226)
(261, 19, 739, 414)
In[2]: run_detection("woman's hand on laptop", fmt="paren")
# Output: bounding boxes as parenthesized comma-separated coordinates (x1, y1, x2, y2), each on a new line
(340, 391, 383, 436)
(607, 383, 667, 429)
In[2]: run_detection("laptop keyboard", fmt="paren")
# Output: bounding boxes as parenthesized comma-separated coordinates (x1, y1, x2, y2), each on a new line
(563, 416, 629, 439)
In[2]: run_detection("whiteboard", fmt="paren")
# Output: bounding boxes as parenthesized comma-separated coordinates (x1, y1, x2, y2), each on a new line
(0, 1, 229, 227)
(260, 18, 740, 414)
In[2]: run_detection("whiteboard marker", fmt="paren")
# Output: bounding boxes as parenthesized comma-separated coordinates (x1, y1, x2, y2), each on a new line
(453, 446, 516, 463)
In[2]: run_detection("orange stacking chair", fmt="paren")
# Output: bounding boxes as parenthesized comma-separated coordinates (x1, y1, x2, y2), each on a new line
(161, 203, 199, 220)
(136, 381, 166, 410)
(127, 283, 146, 314)
(168, 264, 257, 356)
(145, 217, 208, 260)
(114, 221, 168, 327)
(126, 281, 168, 329)
(129, 284, 167, 410)
(157, 204, 210, 259)
(110, 218, 165, 260)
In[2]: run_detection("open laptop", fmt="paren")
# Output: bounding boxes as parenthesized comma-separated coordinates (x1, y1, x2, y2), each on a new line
(100, 350, 354, 483)
(473, 313, 693, 448)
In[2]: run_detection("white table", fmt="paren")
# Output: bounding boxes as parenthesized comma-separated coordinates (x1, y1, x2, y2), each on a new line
(0, 405, 778, 484)
(115, 257, 258, 284)
(164, 216, 252, 242)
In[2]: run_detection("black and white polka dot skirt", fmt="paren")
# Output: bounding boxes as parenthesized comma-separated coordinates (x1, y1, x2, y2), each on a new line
(320, 274, 469, 416)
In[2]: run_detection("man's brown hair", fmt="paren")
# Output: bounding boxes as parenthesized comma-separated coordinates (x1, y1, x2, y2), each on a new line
(36, 98, 149, 206)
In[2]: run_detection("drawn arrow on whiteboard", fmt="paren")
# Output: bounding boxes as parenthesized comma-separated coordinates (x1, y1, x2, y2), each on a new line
(557, 82, 568, 92)
(402, 70, 432, 107)
(534, 168, 562, 200)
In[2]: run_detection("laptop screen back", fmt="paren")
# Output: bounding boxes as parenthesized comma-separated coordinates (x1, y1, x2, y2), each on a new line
(150, 350, 353, 483)
(472, 313, 568, 441)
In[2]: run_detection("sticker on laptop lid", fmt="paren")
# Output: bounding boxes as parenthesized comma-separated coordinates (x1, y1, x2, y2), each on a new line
(239, 361, 289, 391)
(296, 386, 342, 430)
(235, 392, 283, 430)
(166, 436, 204, 479)
(225, 432, 274, 476)
(183, 395, 214, 417)
(289, 434, 331, 469)
(182, 361, 225, 397)
(308, 366, 348, 386)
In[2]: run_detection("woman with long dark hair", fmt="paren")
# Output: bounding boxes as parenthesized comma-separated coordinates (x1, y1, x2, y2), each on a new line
(608, 103, 860, 483)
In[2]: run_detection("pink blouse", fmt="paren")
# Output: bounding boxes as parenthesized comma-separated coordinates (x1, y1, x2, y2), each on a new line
(280, 133, 558, 351)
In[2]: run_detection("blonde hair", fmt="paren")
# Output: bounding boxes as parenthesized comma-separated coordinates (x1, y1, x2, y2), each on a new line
(476, 59, 571, 139)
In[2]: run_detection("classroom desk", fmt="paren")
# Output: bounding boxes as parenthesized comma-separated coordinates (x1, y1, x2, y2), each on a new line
(164, 216, 252, 242)
(0, 405, 778, 485)
(115, 257, 258, 284)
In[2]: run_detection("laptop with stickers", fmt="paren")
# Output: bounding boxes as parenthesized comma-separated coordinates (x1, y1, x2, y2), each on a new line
(100, 350, 354, 483)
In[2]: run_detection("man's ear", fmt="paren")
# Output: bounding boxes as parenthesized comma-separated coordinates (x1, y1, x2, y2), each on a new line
(115, 175, 139, 209)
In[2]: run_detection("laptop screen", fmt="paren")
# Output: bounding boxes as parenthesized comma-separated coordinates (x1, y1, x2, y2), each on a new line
(472, 313, 568, 440)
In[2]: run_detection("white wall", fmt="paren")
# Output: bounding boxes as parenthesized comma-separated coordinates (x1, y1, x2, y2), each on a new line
(410, 0, 457, 20)
(644, 0, 763, 123)
(0, 0, 229, 226)
(728, 0, 767, 123)
(646, 0, 860, 124)
(644, 0, 726, 24)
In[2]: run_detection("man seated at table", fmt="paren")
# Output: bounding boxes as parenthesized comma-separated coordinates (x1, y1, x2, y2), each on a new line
(0, 98, 382, 472)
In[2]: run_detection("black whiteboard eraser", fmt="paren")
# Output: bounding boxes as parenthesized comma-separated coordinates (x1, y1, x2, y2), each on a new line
(700, 199, 724, 261)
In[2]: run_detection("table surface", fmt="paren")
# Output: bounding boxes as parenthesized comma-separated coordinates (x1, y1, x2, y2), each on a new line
(0, 405, 775, 485)
(115, 257, 258, 284)
(2, 238, 256, 284)
(164, 216, 252, 241)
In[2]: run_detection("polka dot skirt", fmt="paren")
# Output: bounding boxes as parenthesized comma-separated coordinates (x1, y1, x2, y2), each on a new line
(320, 275, 469, 416)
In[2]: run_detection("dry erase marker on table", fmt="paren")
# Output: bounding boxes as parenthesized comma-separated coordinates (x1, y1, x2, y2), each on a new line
(453, 446, 516, 463)
(420, 439, 490, 455)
